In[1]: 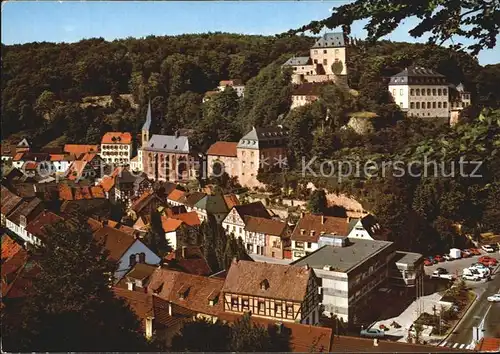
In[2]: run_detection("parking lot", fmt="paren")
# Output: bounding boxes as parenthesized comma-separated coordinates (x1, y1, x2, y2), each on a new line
(424, 249, 500, 287)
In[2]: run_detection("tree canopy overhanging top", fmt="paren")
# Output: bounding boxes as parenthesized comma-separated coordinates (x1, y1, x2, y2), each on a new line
(283, 0, 500, 55)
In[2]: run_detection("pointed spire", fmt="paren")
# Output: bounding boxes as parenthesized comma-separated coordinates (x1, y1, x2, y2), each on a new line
(142, 100, 152, 131)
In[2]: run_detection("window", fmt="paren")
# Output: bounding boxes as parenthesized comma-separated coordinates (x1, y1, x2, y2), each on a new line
(307, 242, 312, 248)
(416, 102, 420, 109)
(433, 102, 436, 108)
(427, 102, 431, 109)
(313, 59, 318, 64)
(400, 89, 404, 96)
(231, 297, 239, 310)
(295, 241, 304, 249)
(242, 298, 249, 311)
(432, 88, 436, 95)
(323, 59, 328, 66)
(438, 102, 442, 108)
(416, 89, 420, 96)
(314, 50, 318, 54)
(410, 89, 415, 96)
(323, 49, 327, 54)
(392, 89, 396, 96)
(275, 303, 282, 316)
(286, 305, 294, 316)
(400, 102, 403, 106)
(422, 89, 426, 96)
(443, 102, 447, 108)
(443, 89, 448, 95)
(410, 102, 415, 109)
(427, 88, 431, 96)
(438, 89, 442, 95)
(335, 49, 339, 55)
(422, 102, 425, 109)
(258, 301, 265, 313)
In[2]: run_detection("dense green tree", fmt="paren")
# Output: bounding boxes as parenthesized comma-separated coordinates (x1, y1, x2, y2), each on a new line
(2, 216, 151, 352)
(308, 189, 328, 214)
(144, 210, 172, 258)
(290, 0, 499, 55)
(171, 318, 231, 351)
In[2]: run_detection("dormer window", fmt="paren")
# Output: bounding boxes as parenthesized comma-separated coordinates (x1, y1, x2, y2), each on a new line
(260, 279, 270, 290)
(178, 285, 190, 300)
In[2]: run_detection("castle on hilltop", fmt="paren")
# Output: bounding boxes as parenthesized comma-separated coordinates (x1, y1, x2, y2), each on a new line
(282, 32, 347, 85)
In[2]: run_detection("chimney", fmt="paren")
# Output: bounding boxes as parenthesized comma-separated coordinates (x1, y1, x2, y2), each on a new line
(310, 230, 315, 237)
(168, 302, 172, 316)
(300, 212, 305, 218)
(102, 219, 108, 226)
(127, 281, 135, 291)
(181, 246, 187, 259)
(300, 229, 305, 235)
(321, 215, 325, 225)
(304, 264, 309, 270)
(373, 338, 379, 347)
(175, 130, 180, 138)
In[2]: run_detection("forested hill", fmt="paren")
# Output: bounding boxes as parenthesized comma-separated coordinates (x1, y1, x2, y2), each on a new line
(2, 33, 499, 148)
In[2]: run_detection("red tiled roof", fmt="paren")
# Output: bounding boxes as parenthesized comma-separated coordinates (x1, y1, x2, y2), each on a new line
(1, 234, 22, 262)
(64, 144, 99, 154)
(171, 211, 201, 227)
(167, 189, 186, 202)
(218, 313, 333, 352)
(93, 226, 137, 262)
(25, 211, 63, 241)
(223, 194, 240, 209)
(165, 247, 212, 276)
(291, 214, 349, 243)
(244, 216, 287, 236)
(58, 184, 73, 200)
(207, 141, 238, 157)
(99, 176, 116, 192)
(222, 259, 313, 302)
(475, 337, 500, 352)
(13, 152, 24, 161)
(24, 161, 37, 170)
(1, 186, 23, 216)
(161, 216, 183, 233)
(147, 268, 224, 316)
(101, 132, 132, 144)
(232, 202, 271, 219)
(131, 190, 158, 213)
(219, 79, 243, 86)
(49, 154, 66, 161)
(90, 186, 105, 199)
(66, 160, 89, 180)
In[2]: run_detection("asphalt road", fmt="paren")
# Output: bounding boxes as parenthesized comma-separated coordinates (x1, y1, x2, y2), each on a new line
(444, 263, 500, 346)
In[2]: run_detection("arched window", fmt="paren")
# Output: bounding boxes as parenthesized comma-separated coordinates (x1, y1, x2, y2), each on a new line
(129, 254, 137, 267)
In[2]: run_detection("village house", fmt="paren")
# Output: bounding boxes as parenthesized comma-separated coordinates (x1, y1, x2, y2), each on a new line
(292, 236, 397, 324)
(48, 153, 74, 174)
(93, 225, 162, 282)
(5, 197, 44, 244)
(166, 188, 186, 207)
(163, 246, 212, 276)
(388, 66, 451, 122)
(290, 82, 327, 109)
(177, 191, 206, 212)
(162, 211, 202, 251)
(1, 186, 23, 226)
(283, 32, 347, 85)
(114, 169, 140, 206)
(217, 79, 245, 97)
(206, 141, 238, 177)
(236, 126, 288, 188)
(100, 132, 132, 166)
(63, 144, 99, 156)
(222, 260, 321, 325)
(222, 202, 271, 240)
(346, 214, 390, 241)
(449, 82, 472, 125)
(192, 193, 229, 223)
(24, 210, 64, 246)
(243, 216, 289, 259)
(290, 213, 350, 260)
(128, 190, 164, 221)
(223, 193, 239, 210)
(147, 267, 225, 323)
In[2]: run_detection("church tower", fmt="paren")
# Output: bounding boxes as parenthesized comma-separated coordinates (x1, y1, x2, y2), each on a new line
(137, 100, 152, 172)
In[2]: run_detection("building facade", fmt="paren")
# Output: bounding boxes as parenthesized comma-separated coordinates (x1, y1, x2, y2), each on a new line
(388, 66, 450, 121)
(206, 141, 238, 177)
(100, 132, 132, 166)
(217, 79, 245, 97)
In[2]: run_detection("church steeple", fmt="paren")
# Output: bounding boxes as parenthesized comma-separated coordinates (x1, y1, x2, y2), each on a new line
(142, 100, 152, 147)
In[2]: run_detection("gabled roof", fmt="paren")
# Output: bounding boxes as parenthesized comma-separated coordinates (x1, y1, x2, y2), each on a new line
(219, 79, 243, 87)
(222, 259, 312, 302)
(223, 194, 240, 210)
(144, 134, 189, 154)
(93, 226, 137, 262)
(206, 141, 238, 157)
(161, 216, 184, 233)
(147, 268, 224, 316)
(1, 234, 22, 262)
(237, 126, 288, 149)
(171, 211, 201, 227)
(7, 198, 43, 225)
(244, 216, 287, 237)
(131, 191, 160, 214)
(194, 194, 229, 214)
(1, 186, 23, 217)
(125, 263, 158, 282)
(291, 214, 349, 243)
(101, 132, 132, 144)
(312, 32, 345, 48)
(165, 246, 212, 276)
(391, 66, 445, 78)
(63, 144, 99, 154)
(178, 192, 206, 208)
(25, 210, 64, 242)
(232, 202, 271, 220)
(475, 337, 500, 352)
(167, 189, 186, 202)
(283, 56, 311, 66)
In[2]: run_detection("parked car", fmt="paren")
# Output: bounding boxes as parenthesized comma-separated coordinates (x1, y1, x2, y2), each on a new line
(443, 254, 453, 261)
(479, 256, 498, 266)
(428, 256, 438, 264)
(462, 273, 481, 281)
(470, 263, 489, 270)
(481, 244, 495, 253)
(487, 294, 500, 302)
(360, 328, 385, 338)
(470, 248, 481, 256)
(462, 250, 471, 258)
(435, 255, 444, 262)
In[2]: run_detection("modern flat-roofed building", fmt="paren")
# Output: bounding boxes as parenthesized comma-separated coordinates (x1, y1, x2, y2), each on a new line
(292, 236, 396, 325)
